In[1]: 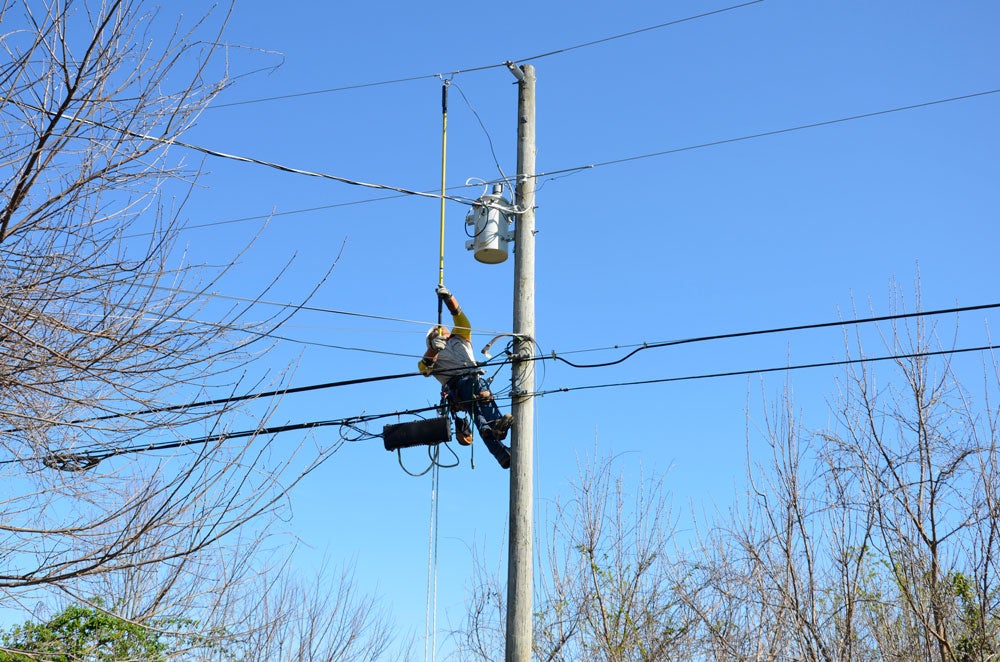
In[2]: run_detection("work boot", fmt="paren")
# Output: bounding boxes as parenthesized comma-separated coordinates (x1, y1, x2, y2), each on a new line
(454, 417, 473, 446)
(494, 443, 511, 469)
(489, 414, 514, 442)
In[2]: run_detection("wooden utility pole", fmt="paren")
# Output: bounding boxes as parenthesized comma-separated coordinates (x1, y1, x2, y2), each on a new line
(505, 61, 535, 662)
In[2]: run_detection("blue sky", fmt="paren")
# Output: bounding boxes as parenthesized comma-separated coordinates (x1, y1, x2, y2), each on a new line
(161, 0, 999, 655)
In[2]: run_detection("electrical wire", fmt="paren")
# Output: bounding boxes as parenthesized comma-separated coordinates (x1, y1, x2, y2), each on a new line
(27, 370, 427, 431)
(20, 341, 999, 470)
(14, 402, 445, 468)
(119, 282, 510, 344)
(68, 295, 425, 358)
(518, 1, 764, 64)
(135, 86, 1000, 240)
(135, 283, 449, 327)
(531, 344, 999, 398)
(543, 301, 1000, 368)
(8, 99, 480, 207)
(124, 194, 410, 237)
(450, 80, 510, 188)
(206, 2, 764, 110)
(26, 300, 1000, 429)
(16, 83, 989, 242)
(525, 88, 1000, 181)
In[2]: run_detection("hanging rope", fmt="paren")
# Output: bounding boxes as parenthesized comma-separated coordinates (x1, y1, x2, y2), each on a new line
(425, 446, 440, 662)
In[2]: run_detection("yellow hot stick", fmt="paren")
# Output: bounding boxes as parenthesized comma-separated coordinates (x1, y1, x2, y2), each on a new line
(437, 81, 449, 323)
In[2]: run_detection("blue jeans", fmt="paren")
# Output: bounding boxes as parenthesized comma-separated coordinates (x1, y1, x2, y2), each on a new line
(446, 373, 506, 457)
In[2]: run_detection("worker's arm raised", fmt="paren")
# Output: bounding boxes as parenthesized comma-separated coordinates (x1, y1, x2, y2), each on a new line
(437, 284, 471, 342)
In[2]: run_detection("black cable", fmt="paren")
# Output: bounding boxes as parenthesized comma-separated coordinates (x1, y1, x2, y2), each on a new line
(450, 80, 510, 187)
(545, 302, 1000, 368)
(7, 98, 480, 207)
(44, 370, 425, 429)
(24, 342, 999, 470)
(518, 1, 763, 64)
(23, 84, 991, 241)
(16, 402, 445, 468)
(124, 193, 410, 237)
(167, 87, 1000, 238)
(532, 344, 998, 398)
(209, 73, 445, 109)
(206, 2, 763, 110)
(26, 300, 1000, 430)
(526, 88, 1000, 181)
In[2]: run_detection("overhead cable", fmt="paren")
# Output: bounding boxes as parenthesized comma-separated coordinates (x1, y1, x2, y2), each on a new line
(8, 99, 478, 206)
(517, 0, 764, 64)
(532, 344, 999, 398)
(23, 403, 445, 469)
(33, 301, 1000, 428)
(18, 84, 994, 225)
(58, 370, 424, 427)
(527, 88, 1000, 181)
(546, 301, 1000, 368)
(24, 341, 1000, 470)
(161, 86, 1000, 236)
(208, 1, 764, 110)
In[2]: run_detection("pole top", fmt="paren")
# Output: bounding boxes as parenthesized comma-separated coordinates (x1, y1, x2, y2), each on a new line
(505, 61, 525, 82)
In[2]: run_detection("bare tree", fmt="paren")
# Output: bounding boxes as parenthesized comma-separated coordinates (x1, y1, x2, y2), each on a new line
(459, 291, 1000, 661)
(679, 389, 877, 661)
(818, 300, 1000, 661)
(457, 452, 693, 661)
(681, 292, 1000, 661)
(229, 558, 415, 662)
(0, 0, 343, 646)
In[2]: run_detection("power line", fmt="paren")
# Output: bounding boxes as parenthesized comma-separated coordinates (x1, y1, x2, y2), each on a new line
(34, 301, 1000, 428)
(529, 88, 1000, 180)
(138, 283, 438, 327)
(153, 86, 1000, 238)
(532, 344, 999, 398)
(57, 370, 425, 428)
(23, 403, 445, 469)
(451, 80, 509, 187)
(209, 74, 445, 109)
(207, 2, 764, 110)
(133, 282, 509, 338)
(126, 194, 410, 237)
(25, 341, 999, 470)
(8, 99, 480, 206)
(518, 1, 764, 64)
(16, 82, 988, 235)
(544, 301, 1000, 368)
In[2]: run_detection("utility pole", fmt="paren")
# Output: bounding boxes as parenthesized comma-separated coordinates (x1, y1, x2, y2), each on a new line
(505, 61, 535, 662)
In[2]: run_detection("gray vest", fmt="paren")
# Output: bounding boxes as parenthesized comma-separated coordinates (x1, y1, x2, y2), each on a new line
(431, 336, 477, 385)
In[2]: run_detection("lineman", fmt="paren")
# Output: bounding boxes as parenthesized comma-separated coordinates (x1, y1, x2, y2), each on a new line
(419, 285, 513, 469)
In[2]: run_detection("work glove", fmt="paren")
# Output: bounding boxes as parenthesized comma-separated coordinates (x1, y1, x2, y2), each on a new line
(435, 284, 451, 300)
(430, 334, 448, 351)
